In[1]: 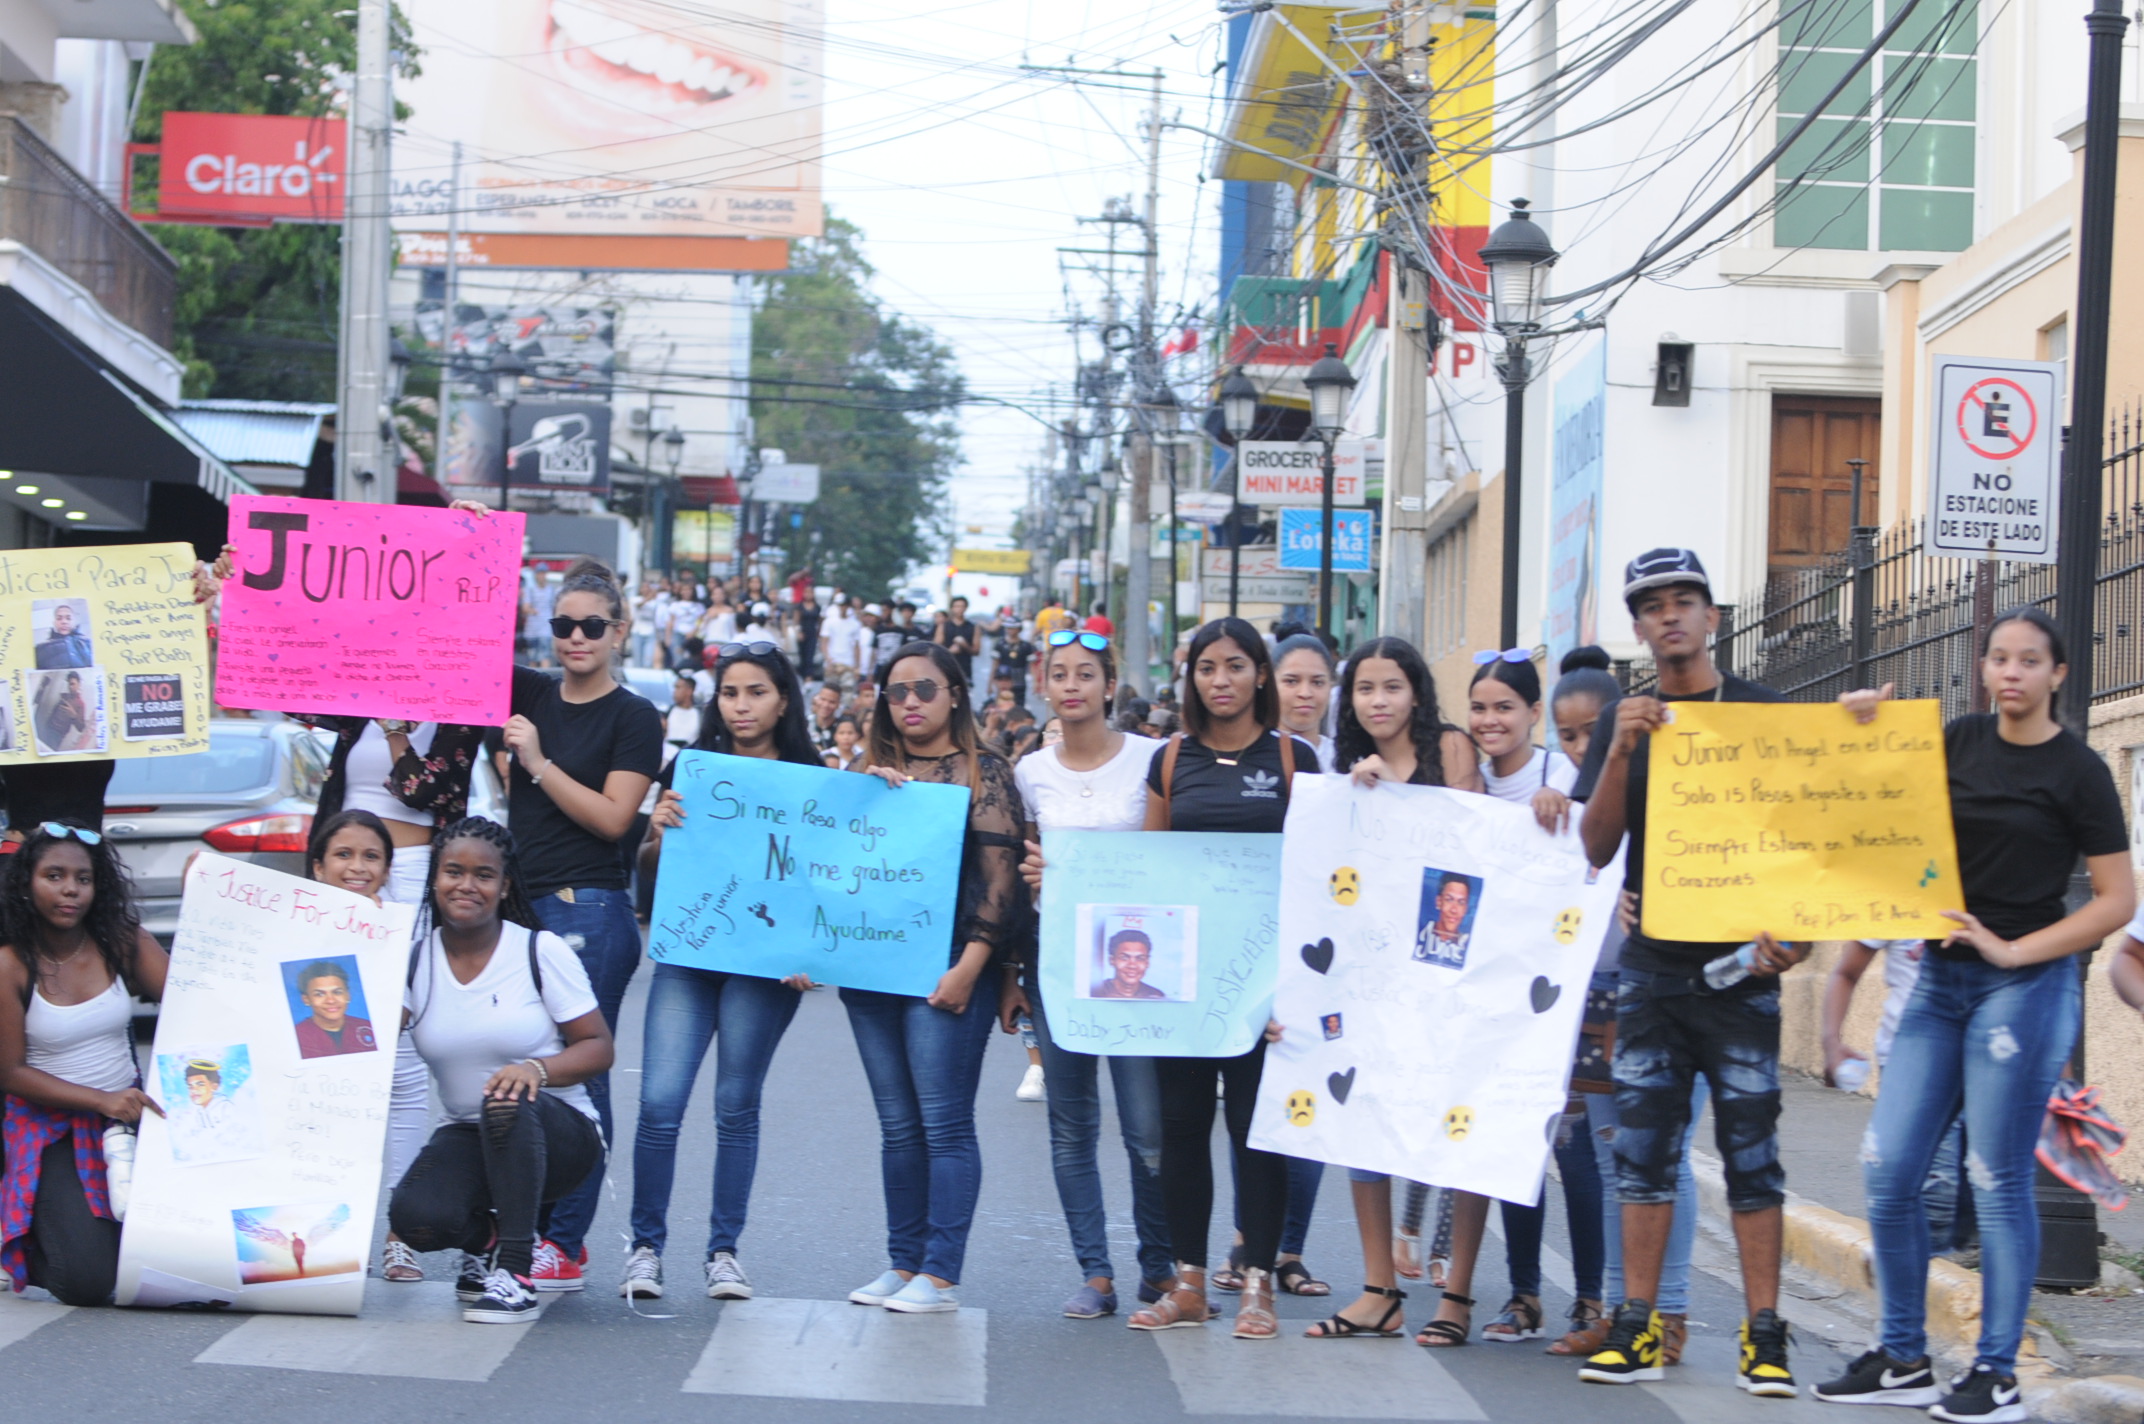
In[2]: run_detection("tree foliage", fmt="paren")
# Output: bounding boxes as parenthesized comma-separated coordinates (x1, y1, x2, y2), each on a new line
(132, 0, 417, 397)
(751, 217, 961, 599)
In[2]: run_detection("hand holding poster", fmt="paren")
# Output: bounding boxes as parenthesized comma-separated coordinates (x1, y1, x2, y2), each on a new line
(1249, 777, 1617, 1203)
(213, 497, 525, 724)
(0, 543, 209, 762)
(648, 751, 969, 996)
(1640, 700, 1963, 941)
(117, 854, 412, 1315)
(1036, 830, 1282, 1057)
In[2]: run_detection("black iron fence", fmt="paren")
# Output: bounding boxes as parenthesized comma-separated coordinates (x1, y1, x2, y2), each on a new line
(1625, 408, 2144, 714)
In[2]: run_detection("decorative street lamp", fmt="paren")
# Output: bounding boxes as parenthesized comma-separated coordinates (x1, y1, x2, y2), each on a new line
(1477, 198, 1560, 649)
(1303, 344, 1357, 641)
(1220, 366, 1259, 617)
(486, 347, 531, 510)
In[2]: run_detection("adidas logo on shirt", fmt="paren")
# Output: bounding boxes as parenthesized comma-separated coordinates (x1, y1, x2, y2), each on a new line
(1241, 768, 1280, 799)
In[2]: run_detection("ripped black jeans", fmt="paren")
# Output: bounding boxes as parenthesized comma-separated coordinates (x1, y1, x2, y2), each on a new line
(1611, 968, 1786, 1213)
(389, 1092, 603, 1278)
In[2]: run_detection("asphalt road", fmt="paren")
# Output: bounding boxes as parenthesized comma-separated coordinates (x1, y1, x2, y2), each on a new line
(0, 966, 1861, 1422)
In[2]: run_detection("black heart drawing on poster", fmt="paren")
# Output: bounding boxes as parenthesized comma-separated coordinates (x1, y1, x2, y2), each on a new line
(1328, 1067, 1356, 1104)
(1530, 976, 1562, 1013)
(1301, 938, 1335, 975)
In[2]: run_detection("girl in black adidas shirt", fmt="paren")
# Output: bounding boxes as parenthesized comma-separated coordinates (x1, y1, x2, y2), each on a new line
(1127, 618, 1317, 1342)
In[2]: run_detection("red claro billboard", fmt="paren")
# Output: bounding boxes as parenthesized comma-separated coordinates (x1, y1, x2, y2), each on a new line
(156, 113, 345, 223)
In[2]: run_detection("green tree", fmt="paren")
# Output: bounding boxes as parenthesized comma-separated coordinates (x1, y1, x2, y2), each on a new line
(131, 0, 417, 397)
(752, 217, 961, 599)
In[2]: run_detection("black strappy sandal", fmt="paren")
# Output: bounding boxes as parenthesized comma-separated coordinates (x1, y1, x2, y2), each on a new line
(1275, 1259, 1331, 1297)
(1304, 1284, 1407, 1339)
(1210, 1244, 1246, 1294)
(1415, 1290, 1474, 1347)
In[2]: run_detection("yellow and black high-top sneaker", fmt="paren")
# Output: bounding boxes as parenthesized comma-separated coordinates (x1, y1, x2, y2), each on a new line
(1579, 1300, 1664, 1384)
(1738, 1308, 1798, 1397)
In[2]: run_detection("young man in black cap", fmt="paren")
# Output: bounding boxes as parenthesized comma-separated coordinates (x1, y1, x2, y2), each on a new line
(1570, 547, 1806, 1397)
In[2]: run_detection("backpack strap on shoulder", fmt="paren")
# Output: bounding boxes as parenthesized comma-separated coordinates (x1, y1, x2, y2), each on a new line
(1159, 733, 1184, 827)
(526, 923, 544, 997)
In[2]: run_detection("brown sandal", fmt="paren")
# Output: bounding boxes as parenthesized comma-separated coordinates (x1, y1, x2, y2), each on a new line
(1232, 1266, 1278, 1339)
(1414, 1290, 1473, 1347)
(1545, 1299, 1609, 1355)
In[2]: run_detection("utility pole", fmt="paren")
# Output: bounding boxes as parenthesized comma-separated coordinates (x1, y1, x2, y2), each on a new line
(1370, 6, 1435, 643)
(436, 140, 460, 488)
(337, 0, 393, 502)
(1121, 68, 1163, 693)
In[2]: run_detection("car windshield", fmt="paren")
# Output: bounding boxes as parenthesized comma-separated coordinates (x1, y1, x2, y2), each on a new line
(106, 729, 277, 796)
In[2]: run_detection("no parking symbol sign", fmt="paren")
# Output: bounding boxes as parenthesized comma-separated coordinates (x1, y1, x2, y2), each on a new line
(1925, 355, 2061, 562)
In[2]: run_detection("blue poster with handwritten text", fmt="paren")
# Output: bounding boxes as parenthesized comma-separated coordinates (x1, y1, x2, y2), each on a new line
(1038, 830, 1282, 1057)
(648, 751, 970, 996)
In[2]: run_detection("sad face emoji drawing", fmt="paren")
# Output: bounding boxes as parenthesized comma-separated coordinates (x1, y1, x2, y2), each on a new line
(1286, 1090, 1317, 1126)
(1443, 1106, 1475, 1141)
(1328, 867, 1361, 905)
(1553, 907, 1583, 944)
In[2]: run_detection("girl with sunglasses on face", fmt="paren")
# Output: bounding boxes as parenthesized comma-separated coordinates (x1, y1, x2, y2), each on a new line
(619, 642, 822, 1303)
(844, 641, 1022, 1314)
(500, 552, 663, 1290)
(1126, 618, 1320, 1342)
(1004, 630, 1173, 1319)
(0, 823, 168, 1305)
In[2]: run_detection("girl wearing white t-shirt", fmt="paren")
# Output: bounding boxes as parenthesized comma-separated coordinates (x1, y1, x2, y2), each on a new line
(1006, 630, 1170, 1320)
(389, 817, 614, 1325)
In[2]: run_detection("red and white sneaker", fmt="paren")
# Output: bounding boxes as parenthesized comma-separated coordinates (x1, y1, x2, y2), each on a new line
(529, 1238, 585, 1292)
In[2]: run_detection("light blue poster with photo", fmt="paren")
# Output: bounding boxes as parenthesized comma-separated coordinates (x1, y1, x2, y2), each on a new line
(1038, 830, 1283, 1056)
(649, 750, 971, 997)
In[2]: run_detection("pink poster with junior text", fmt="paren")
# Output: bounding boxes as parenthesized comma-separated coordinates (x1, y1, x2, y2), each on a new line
(214, 498, 524, 724)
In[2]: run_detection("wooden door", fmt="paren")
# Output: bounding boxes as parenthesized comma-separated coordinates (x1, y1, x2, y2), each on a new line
(1769, 395, 1881, 574)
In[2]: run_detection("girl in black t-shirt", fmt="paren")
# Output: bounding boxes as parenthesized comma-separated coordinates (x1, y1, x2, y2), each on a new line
(500, 556, 662, 1289)
(1128, 618, 1317, 1341)
(841, 641, 1021, 1314)
(1818, 608, 2133, 1419)
(621, 643, 821, 1302)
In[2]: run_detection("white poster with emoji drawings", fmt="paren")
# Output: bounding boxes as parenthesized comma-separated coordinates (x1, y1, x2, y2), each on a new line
(1249, 775, 1619, 1204)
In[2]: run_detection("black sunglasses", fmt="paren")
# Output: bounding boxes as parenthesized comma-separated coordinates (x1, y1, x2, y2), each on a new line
(550, 615, 623, 640)
(719, 640, 780, 658)
(885, 679, 943, 706)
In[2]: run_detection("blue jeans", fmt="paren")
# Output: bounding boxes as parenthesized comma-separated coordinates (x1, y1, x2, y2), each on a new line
(630, 963, 802, 1257)
(842, 963, 1000, 1284)
(532, 886, 642, 1258)
(1028, 984, 1172, 1285)
(1587, 1076, 1707, 1311)
(1865, 954, 2078, 1372)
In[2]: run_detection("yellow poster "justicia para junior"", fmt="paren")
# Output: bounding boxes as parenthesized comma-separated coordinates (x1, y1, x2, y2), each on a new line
(1640, 700, 1963, 942)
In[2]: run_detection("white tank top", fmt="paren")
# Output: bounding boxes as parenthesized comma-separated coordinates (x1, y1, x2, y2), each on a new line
(25, 977, 135, 1093)
(342, 722, 437, 827)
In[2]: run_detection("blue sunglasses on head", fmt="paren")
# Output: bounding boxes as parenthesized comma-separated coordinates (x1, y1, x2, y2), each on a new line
(1048, 631, 1110, 652)
(1472, 647, 1531, 666)
(41, 822, 101, 845)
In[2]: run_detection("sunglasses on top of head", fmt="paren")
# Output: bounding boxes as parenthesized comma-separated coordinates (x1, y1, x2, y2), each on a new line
(550, 615, 624, 640)
(719, 640, 780, 658)
(1047, 631, 1110, 652)
(1471, 647, 1531, 666)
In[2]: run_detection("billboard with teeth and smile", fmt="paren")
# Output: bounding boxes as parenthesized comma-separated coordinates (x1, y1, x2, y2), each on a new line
(394, 0, 823, 253)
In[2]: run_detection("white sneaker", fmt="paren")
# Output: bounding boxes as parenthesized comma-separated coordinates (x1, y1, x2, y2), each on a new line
(705, 1251, 754, 1299)
(620, 1245, 663, 1299)
(883, 1275, 959, 1314)
(1016, 1064, 1046, 1101)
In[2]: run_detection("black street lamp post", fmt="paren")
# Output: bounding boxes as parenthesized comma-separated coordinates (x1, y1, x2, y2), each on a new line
(1304, 344, 1357, 641)
(487, 348, 530, 513)
(1221, 366, 1259, 619)
(1478, 199, 1560, 650)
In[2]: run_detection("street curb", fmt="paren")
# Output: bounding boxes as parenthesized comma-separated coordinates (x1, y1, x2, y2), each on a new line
(1687, 1149, 2144, 1424)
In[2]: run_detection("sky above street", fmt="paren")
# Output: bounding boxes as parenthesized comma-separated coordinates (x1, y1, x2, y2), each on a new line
(817, 0, 1225, 546)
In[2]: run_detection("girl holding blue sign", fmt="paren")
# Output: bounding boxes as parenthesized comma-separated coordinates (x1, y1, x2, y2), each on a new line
(845, 640, 1022, 1315)
(1004, 630, 1173, 1321)
(1128, 618, 1320, 1342)
(620, 641, 821, 1304)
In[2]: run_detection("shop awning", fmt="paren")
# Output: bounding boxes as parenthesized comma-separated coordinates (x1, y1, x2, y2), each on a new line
(0, 289, 255, 504)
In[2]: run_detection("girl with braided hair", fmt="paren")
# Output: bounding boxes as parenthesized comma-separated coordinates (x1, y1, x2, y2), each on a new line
(388, 817, 614, 1324)
(0, 823, 167, 1304)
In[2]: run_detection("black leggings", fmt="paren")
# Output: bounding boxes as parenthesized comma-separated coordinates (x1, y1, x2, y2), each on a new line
(1154, 1039, 1288, 1274)
(389, 1093, 603, 1277)
(27, 1134, 120, 1306)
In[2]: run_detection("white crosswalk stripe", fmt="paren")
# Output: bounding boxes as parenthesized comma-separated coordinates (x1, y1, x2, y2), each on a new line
(192, 1282, 535, 1382)
(0, 1295, 72, 1353)
(681, 1296, 989, 1405)
(1153, 1324, 1489, 1419)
